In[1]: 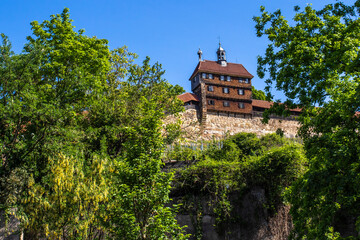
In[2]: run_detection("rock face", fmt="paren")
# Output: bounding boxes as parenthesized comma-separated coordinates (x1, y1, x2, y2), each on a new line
(164, 109, 300, 142)
(174, 187, 292, 240)
(165, 110, 297, 238)
(0, 211, 22, 240)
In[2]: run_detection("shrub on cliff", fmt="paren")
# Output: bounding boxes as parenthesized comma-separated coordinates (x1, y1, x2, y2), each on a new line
(250, 144, 307, 211)
(171, 133, 307, 237)
(204, 139, 242, 162)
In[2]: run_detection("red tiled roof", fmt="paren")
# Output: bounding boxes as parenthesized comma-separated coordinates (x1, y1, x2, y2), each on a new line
(290, 107, 302, 113)
(178, 93, 200, 103)
(189, 60, 254, 80)
(252, 99, 273, 109)
(252, 99, 302, 113)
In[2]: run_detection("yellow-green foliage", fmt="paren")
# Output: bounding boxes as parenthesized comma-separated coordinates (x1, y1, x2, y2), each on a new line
(22, 153, 109, 239)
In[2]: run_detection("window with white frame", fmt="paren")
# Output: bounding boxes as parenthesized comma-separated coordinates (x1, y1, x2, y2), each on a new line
(223, 101, 230, 107)
(238, 89, 244, 95)
(238, 102, 245, 109)
(208, 85, 214, 92)
(239, 77, 244, 83)
(226, 76, 231, 81)
(220, 75, 225, 81)
(223, 87, 229, 94)
(209, 73, 213, 79)
(245, 78, 250, 83)
(208, 100, 215, 105)
(202, 73, 206, 79)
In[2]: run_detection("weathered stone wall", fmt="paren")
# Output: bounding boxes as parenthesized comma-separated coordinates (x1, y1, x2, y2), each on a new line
(172, 187, 292, 240)
(166, 162, 293, 240)
(165, 109, 300, 142)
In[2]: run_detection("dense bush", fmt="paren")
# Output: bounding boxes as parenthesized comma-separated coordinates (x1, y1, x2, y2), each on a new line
(204, 139, 242, 162)
(228, 133, 260, 158)
(250, 144, 307, 211)
(169, 133, 308, 237)
(166, 144, 201, 162)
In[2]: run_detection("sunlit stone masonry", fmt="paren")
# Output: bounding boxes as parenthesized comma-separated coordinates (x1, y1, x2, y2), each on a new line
(164, 109, 300, 142)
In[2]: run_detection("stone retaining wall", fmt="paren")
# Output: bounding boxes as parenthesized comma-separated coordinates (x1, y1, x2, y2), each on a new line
(165, 109, 300, 142)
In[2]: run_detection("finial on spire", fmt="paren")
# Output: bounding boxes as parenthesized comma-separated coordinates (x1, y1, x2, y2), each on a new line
(197, 48, 203, 62)
(216, 42, 227, 66)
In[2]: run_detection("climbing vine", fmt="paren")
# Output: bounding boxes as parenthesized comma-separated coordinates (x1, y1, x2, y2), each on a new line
(169, 133, 307, 237)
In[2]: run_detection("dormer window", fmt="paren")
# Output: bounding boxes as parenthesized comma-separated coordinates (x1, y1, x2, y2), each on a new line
(220, 75, 225, 81)
(238, 89, 244, 95)
(223, 87, 229, 94)
(209, 74, 213, 79)
(202, 73, 206, 79)
(226, 76, 231, 81)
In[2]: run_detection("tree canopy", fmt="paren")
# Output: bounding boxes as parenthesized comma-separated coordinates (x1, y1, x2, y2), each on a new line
(0, 8, 186, 239)
(255, 1, 360, 239)
(251, 86, 267, 100)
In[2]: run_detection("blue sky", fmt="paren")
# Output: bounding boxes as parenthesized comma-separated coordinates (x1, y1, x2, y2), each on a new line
(0, 0, 355, 100)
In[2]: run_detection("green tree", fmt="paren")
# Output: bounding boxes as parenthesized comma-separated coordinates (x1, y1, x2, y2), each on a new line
(0, 8, 111, 239)
(0, 8, 186, 239)
(251, 86, 267, 100)
(255, 1, 360, 239)
(85, 50, 186, 239)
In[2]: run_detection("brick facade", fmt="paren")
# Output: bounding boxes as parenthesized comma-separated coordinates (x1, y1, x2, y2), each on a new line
(178, 46, 302, 126)
(182, 45, 258, 123)
(189, 53, 254, 121)
(206, 97, 252, 114)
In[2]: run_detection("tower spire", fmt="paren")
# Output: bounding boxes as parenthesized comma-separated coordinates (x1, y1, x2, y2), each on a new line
(216, 42, 227, 66)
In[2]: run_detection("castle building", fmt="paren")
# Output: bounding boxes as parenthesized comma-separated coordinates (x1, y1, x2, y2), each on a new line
(188, 44, 254, 123)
